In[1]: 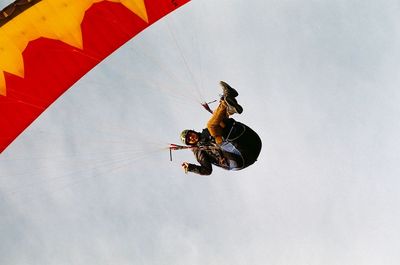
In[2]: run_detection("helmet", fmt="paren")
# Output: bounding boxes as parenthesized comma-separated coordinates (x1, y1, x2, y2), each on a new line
(180, 130, 189, 144)
(180, 129, 197, 145)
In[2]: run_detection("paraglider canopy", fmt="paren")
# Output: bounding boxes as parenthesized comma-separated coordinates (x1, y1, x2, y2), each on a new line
(0, 0, 190, 153)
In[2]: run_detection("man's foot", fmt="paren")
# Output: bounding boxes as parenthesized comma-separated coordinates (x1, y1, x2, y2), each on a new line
(225, 96, 243, 114)
(220, 81, 242, 114)
(220, 81, 238, 98)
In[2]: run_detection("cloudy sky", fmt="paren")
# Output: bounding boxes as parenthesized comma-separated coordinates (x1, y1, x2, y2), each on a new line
(1, 0, 400, 264)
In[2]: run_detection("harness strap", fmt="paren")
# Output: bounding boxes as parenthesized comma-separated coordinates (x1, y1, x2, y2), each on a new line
(225, 121, 246, 142)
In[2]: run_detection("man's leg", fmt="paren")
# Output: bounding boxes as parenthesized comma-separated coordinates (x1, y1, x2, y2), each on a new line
(207, 81, 243, 144)
(207, 100, 229, 144)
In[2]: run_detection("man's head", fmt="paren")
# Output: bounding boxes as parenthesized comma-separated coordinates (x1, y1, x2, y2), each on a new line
(180, 130, 199, 146)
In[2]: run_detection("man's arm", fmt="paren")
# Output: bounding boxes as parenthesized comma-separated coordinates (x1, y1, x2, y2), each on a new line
(182, 150, 213, 175)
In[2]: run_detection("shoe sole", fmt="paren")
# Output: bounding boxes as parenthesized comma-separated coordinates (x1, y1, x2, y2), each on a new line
(220, 81, 239, 97)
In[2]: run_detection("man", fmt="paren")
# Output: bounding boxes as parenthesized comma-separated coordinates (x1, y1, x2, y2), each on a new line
(180, 81, 261, 175)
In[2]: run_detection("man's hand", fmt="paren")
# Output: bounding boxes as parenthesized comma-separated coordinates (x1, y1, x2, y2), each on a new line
(181, 162, 189, 174)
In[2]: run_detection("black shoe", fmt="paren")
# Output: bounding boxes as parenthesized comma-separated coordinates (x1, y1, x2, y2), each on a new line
(220, 81, 238, 98)
(225, 95, 243, 114)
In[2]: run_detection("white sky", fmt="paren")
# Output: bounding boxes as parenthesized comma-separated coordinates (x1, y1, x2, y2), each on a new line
(1, 0, 400, 264)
